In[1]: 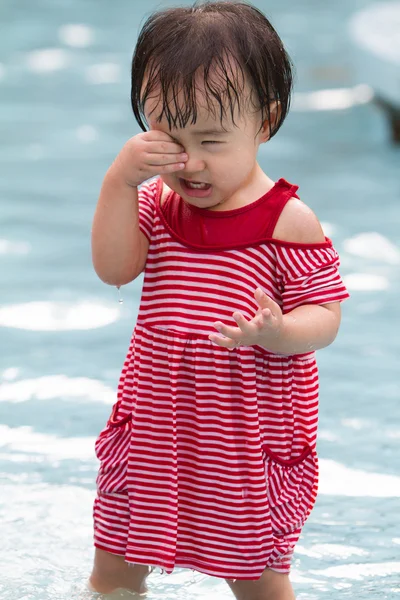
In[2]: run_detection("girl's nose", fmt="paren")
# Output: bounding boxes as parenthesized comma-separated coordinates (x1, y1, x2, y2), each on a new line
(183, 155, 206, 174)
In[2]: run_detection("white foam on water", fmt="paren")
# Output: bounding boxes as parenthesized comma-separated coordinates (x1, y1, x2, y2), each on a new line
(292, 85, 373, 111)
(342, 272, 389, 291)
(76, 124, 99, 143)
(318, 430, 339, 442)
(0, 300, 120, 330)
(0, 239, 31, 255)
(0, 374, 115, 404)
(311, 561, 400, 580)
(0, 483, 94, 572)
(26, 48, 69, 72)
(344, 232, 400, 264)
(0, 451, 55, 463)
(198, 571, 323, 599)
(319, 458, 400, 497)
(0, 425, 96, 460)
(341, 418, 371, 430)
(2, 367, 20, 381)
(58, 24, 94, 48)
(296, 543, 369, 559)
(85, 62, 121, 84)
(289, 572, 324, 585)
(350, 3, 400, 65)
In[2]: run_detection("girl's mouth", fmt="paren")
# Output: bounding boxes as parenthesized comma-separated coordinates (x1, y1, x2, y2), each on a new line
(179, 178, 213, 198)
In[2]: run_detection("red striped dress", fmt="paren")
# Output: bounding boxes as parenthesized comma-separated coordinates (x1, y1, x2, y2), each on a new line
(93, 177, 349, 580)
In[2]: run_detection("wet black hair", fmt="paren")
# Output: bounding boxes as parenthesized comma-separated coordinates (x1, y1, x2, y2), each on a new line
(131, 1, 294, 138)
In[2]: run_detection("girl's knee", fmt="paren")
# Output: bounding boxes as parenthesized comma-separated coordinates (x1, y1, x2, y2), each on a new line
(90, 548, 151, 595)
(225, 569, 295, 600)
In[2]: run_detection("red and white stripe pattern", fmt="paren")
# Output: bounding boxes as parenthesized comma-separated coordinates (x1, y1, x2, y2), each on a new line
(93, 178, 349, 579)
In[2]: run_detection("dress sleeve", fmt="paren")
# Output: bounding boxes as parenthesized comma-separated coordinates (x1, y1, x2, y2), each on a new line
(275, 240, 350, 313)
(138, 178, 159, 242)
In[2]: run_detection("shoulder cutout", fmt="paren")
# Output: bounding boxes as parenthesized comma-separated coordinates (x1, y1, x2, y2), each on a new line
(272, 197, 326, 244)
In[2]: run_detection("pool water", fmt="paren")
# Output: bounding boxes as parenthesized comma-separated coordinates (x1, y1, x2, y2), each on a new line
(1, 0, 399, 598)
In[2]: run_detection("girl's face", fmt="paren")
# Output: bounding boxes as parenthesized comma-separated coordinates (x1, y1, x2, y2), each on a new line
(144, 85, 272, 211)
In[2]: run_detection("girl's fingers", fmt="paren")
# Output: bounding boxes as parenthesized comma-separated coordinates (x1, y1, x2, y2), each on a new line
(214, 313, 263, 338)
(262, 309, 271, 318)
(148, 143, 186, 154)
(232, 312, 253, 334)
(147, 163, 186, 175)
(143, 132, 185, 153)
(162, 163, 186, 172)
(146, 153, 188, 166)
(209, 334, 239, 350)
(213, 320, 242, 339)
(210, 320, 242, 349)
(255, 288, 278, 310)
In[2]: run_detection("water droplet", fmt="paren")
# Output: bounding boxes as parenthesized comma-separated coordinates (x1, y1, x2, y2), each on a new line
(116, 286, 123, 304)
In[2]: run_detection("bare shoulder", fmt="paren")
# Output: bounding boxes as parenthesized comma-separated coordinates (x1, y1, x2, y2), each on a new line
(272, 197, 326, 244)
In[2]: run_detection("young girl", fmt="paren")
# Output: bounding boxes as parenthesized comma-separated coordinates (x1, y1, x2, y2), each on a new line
(89, 2, 349, 599)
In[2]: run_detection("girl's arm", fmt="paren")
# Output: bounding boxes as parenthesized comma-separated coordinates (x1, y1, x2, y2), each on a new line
(92, 132, 187, 286)
(92, 164, 149, 286)
(211, 293, 342, 355)
(210, 197, 345, 354)
(259, 197, 342, 354)
(258, 300, 341, 355)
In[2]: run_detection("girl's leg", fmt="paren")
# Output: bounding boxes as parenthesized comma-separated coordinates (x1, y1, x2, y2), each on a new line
(225, 569, 296, 600)
(89, 548, 151, 595)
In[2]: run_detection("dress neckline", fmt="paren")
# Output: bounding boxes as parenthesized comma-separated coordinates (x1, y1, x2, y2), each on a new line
(154, 177, 332, 252)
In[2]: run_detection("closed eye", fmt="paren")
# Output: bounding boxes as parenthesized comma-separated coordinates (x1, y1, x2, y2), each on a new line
(202, 140, 222, 145)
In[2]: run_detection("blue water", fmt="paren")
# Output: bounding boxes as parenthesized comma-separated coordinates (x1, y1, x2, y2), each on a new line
(1, 0, 400, 598)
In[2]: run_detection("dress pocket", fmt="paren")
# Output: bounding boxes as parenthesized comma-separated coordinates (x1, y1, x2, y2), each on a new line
(95, 401, 132, 494)
(263, 444, 318, 535)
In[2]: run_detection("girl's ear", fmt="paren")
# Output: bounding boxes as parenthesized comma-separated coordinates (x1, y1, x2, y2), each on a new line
(259, 101, 281, 142)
